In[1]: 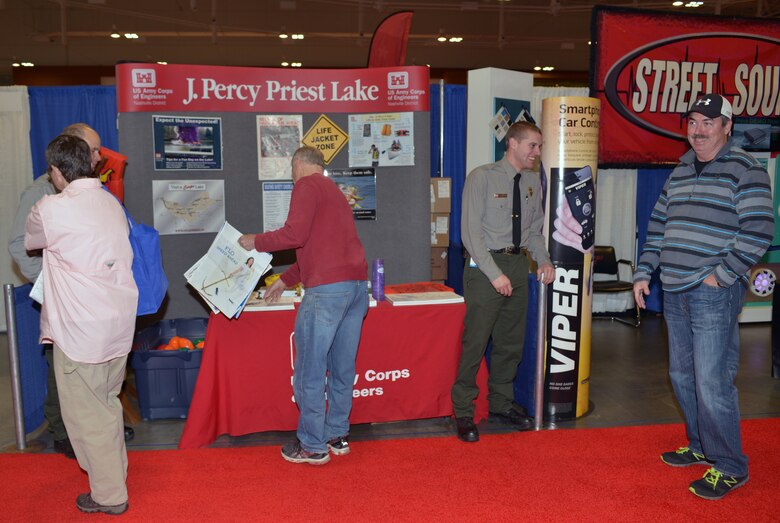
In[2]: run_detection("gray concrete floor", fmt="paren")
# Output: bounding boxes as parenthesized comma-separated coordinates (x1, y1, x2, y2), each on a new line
(2, 315, 779, 453)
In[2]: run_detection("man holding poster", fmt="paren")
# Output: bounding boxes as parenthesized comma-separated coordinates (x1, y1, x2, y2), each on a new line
(633, 94, 774, 500)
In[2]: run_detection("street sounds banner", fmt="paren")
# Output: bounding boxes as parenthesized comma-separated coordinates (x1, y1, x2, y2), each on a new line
(591, 6, 780, 166)
(540, 96, 600, 419)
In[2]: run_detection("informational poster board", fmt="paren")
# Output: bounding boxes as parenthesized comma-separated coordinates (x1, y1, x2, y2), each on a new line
(117, 63, 431, 320)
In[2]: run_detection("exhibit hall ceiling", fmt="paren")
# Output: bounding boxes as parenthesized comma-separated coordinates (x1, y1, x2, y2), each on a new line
(2, 0, 778, 75)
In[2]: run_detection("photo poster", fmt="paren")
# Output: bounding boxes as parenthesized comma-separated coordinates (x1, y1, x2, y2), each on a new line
(261, 181, 294, 233)
(152, 179, 225, 235)
(348, 112, 414, 167)
(257, 115, 303, 180)
(152, 115, 222, 170)
(492, 97, 532, 162)
(328, 168, 377, 220)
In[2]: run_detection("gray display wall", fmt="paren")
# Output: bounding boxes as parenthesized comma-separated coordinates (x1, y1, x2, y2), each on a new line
(119, 111, 431, 321)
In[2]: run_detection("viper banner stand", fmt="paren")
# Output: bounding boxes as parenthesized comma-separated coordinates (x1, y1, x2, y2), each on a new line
(540, 96, 600, 419)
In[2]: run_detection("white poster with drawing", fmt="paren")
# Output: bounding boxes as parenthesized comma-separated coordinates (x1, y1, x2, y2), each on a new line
(185, 222, 273, 318)
(348, 112, 414, 167)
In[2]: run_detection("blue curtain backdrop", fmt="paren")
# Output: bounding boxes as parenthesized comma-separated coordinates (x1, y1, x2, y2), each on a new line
(636, 168, 672, 313)
(13, 285, 47, 433)
(28, 86, 119, 179)
(429, 83, 467, 294)
(16, 86, 118, 432)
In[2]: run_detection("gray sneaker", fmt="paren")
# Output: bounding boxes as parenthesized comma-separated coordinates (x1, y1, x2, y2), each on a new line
(76, 493, 128, 515)
(281, 440, 330, 465)
(660, 446, 710, 467)
(327, 436, 350, 456)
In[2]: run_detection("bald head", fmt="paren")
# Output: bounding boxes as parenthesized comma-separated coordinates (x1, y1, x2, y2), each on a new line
(62, 123, 102, 170)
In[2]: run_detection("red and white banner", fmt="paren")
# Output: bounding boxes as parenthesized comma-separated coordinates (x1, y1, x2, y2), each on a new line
(591, 7, 780, 165)
(116, 63, 429, 114)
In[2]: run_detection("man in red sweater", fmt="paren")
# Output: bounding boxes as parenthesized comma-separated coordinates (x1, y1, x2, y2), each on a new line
(239, 146, 368, 465)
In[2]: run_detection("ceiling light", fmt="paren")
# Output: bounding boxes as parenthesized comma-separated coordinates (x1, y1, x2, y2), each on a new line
(157, 61, 168, 65)
(12, 62, 20, 67)
(21, 62, 34, 67)
(542, 66, 555, 71)
(110, 32, 121, 38)
(124, 33, 139, 39)
(448, 37, 463, 43)
(291, 34, 304, 40)
(291, 62, 302, 67)
(281, 61, 290, 67)
(534, 66, 542, 71)
(437, 36, 447, 42)
(672, 1, 683, 5)
(279, 33, 289, 39)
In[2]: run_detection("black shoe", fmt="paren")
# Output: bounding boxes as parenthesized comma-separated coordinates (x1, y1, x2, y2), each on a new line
(689, 468, 749, 500)
(455, 416, 479, 442)
(124, 426, 134, 442)
(76, 493, 128, 515)
(488, 409, 534, 431)
(660, 446, 711, 467)
(53, 438, 76, 460)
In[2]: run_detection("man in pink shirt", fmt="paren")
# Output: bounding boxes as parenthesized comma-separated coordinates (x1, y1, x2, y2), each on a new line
(239, 146, 368, 465)
(25, 134, 137, 515)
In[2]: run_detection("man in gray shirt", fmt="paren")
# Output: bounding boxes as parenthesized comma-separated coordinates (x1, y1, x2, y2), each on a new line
(452, 121, 555, 442)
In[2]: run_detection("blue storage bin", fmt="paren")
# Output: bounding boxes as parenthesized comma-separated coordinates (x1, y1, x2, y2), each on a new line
(130, 317, 208, 420)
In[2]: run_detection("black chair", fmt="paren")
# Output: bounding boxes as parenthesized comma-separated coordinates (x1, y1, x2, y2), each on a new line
(592, 245, 640, 327)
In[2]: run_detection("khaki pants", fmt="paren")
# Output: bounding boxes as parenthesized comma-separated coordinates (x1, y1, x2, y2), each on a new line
(54, 345, 128, 506)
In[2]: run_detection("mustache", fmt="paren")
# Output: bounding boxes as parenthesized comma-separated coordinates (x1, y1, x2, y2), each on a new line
(691, 134, 709, 140)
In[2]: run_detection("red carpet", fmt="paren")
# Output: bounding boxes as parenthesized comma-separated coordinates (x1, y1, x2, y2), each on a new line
(1, 418, 776, 522)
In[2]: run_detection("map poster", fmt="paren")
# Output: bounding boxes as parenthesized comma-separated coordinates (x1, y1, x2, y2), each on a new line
(261, 181, 294, 232)
(347, 112, 414, 168)
(328, 168, 377, 220)
(153, 116, 223, 170)
(257, 115, 303, 180)
(152, 179, 225, 235)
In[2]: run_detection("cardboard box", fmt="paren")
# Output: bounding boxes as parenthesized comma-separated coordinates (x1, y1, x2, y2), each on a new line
(431, 247, 448, 280)
(431, 213, 450, 247)
(130, 317, 208, 420)
(431, 177, 452, 213)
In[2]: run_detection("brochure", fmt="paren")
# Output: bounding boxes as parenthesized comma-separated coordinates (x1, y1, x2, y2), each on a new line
(185, 221, 272, 318)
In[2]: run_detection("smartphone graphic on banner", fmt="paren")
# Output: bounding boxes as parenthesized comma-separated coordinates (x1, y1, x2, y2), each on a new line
(563, 166, 595, 251)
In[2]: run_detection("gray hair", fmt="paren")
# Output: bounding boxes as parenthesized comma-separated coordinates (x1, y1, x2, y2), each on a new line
(292, 146, 325, 170)
(46, 134, 94, 182)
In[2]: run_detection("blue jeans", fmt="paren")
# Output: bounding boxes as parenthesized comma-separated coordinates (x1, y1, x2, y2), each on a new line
(663, 281, 748, 477)
(293, 280, 368, 453)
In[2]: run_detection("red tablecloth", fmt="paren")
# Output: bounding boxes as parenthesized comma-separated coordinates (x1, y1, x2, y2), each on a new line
(179, 301, 489, 449)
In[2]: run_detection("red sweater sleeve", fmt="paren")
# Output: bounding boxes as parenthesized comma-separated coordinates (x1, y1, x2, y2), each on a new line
(253, 178, 317, 254)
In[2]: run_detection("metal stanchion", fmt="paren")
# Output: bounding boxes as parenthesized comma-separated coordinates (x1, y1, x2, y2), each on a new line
(534, 279, 547, 431)
(4, 284, 26, 450)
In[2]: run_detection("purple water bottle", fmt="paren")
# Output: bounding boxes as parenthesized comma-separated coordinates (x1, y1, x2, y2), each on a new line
(372, 259, 385, 301)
